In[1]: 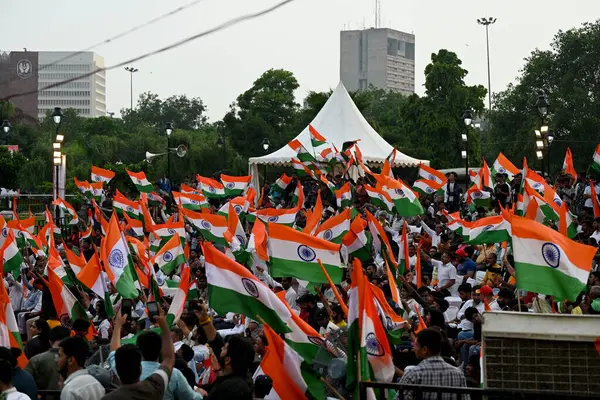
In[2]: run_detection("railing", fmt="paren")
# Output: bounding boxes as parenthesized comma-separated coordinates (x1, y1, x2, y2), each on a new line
(359, 381, 599, 400)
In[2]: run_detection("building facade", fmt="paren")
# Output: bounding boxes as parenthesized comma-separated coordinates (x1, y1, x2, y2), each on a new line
(0, 51, 106, 120)
(340, 28, 415, 95)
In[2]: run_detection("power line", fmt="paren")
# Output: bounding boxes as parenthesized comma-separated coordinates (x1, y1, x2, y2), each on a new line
(5, 0, 210, 87)
(2, 0, 297, 102)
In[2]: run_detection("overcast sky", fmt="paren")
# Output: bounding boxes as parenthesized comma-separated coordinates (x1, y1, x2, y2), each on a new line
(4, 0, 600, 121)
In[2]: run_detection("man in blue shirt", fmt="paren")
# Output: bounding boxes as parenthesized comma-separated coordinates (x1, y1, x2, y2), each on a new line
(455, 248, 476, 283)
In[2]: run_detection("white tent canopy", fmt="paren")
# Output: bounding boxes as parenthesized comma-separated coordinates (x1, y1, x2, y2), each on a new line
(248, 81, 428, 188)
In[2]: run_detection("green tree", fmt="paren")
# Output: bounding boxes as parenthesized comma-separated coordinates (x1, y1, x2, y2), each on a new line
(0, 147, 28, 189)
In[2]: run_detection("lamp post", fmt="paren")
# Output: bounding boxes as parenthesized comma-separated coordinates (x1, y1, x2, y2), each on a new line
(477, 17, 497, 110)
(261, 137, 271, 183)
(124, 67, 139, 110)
(165, 122, 173, 182)
(461, 109, 473, 185)
(52, 107, 63, 223)
(2, 120, 11, 145)
(535, 91, 550, 176)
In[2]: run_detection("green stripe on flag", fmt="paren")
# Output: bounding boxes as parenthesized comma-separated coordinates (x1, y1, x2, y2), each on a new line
(514, 262, 587, 301)
(268, 258, 343, 283)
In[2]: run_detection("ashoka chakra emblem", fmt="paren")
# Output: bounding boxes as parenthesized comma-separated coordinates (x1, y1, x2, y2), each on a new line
(322, 229, 334, 241)
(208, 186, 217, 193)
(425, 187, 434, 194)
(365, 333, 384, 357)
(225, 182, 236, 190)
(541, 243, 560, 268)
(190, 200, 198, 205)
(267, 216, 279, 223)
(162, 251, 174, 263)
(533, 182, 542, 189)
(236, 234, 246, 244)
(554, 198, 562, 207)
(297, 245, 316, 262)
(482, 225, 494, 232)
(498, 167, 506, 173)
(108, 249, 125, 270)
(385, 316, 394, 330)
(394, 189, 405, 198)
(377, 194, 384, 201)
(233, 205, 243, 215)
(428, 174, 435, 180)
(242, 278, 259, 298)
(167, 228, 177, 235)
(472, 191, 482, 198)
(201, 220, 212, 230)
(1, 228, 8, 238)
(126, 206, 134, 213)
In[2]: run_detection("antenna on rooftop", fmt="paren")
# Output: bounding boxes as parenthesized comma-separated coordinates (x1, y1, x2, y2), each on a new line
(375, 0, 382, 28)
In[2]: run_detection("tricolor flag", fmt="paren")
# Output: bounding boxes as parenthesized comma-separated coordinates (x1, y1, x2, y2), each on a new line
(268, 223, 343, 283)
(290, 181, 304, 208)
(366, 210, 398, 266)
(271, 174, 293, 195)
(89, 182, 104, 202)
(63, 245, 86, 275)
(412, 179, 443, 197)
(181, 208, 228, 245)
(146, 192, 165, 207)
(319, 147, 335, 162)
(172, 191, 207, 211)
(418, 164, 447, 186)
(467, 215, 512, 245)
(346, 258, 363, 391)
(101, 213, 139, 299)
(74, 178, 92, 197)
(91, 165, 115, 184)
(562, 148, 577, 181)
(370, 282, 407, 343)
(221, 174, 251, 196)
(303, 190, 323, 235)
(308, 124, 327, 147)
(291, 158, 315, 177)
(288, 139, 316, 163)
(256, 207, 298, 227)
(492, 152, 520, 181)
(365, 185, 394, 212)
(382, 178, 424, 217)
(203, 242, 291, 333)
(180, 183, 201, 195)
(166, 263, 190, 327)
(397, 223, 410, 275)
(511, 214, 594, 301)
(47, 264, 88, 321)
(197, 176, 226, 199)
(123, 213, 144, 238)
(336, 182, 352, 209)
(592, 144, 600, 174)
(466, 186, 492, 209)
(150, 234, 186, 275)
(217, 196, 250, 219)
(0, 274, 27, 368)
(126, 170, 154, 193)
(76, 251, 107, 298)
(0, 214, 7, 248)
(315, 208, 351, 244)
(342, 216, 371, 262)
(112, 190, 141, 219)
(225, 202, 247, 251)
(52, 198, 79, 225)
(0, 231, 24, 277)
(149, 220, 186, 245)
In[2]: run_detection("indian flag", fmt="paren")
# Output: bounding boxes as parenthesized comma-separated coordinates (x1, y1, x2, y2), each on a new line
(172, 191, 207, 211)
(336, 182, 352, 209)
(64, 245, 85, 275)
(468, 215, 511, 245)
(271, 174, 293, 195)
(150, 234, 186, 275)
(562, 148, 577, 181)
(346, 258, 363, 391)
(0, 276, 27, 368)
(217, 197, 250, 219)
(320, 147, 334, 162)
(225, 202, 247, 251)
(91, 165, 115, 184)
(147, 192, 164, 206)
(397, 223, 410, 275)
(447, 219, 471, 241)
(342, 216, 371, 262)
(150, 220, 186, 245)
(290, 181, 304, 208)
(0, 231, 24, 277)
(113, 190, 141, 219)
(123, 213, 144, 238)
(288, 139, 316, 163)
(256, 207, 298, 227)
(221, 174, 251, 196)
(365, 185, 394, 212)
(383, 178, 424, 217)
(101, 213, 139, 299)
(593, 144, 600, 174)
(203, 241, 291, 333)
(76, 252, 106, 298)
(309, 124, 327, 147)
(166, 263, 190, 327)
(268, 223, 343, 283)
(418, 164, 447, 186)
(47, 265, 88, 321)
(89, 182, 104, 201)
(180, 208, 228, 245)
(315, 208, 351, 244)
(74, 178, 92, 197)
(366, 210, 398, 265)
(466, 186, 492, 208)
(180, 183, 201, 195)
(492, 152, 520, 181)
(291, 158, 314, 177)
(511, 214, 595, 301)
(127, 170, 154, 193)
(197, 176, 226, 199)
(412, 179, 443, 197)
(52, 198, 79, 225)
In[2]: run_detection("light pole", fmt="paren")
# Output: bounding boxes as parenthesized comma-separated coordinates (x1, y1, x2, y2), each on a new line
(477, 17, 497, 110)
(261, 137, 271, 183)
(535, 92, 550, 176)
(124, 67, 139, 110)
(462, 109, 473, 185)
(52, 107, 63, 223)
(2, 120, 11, 145)
(165, 122, 173, 182)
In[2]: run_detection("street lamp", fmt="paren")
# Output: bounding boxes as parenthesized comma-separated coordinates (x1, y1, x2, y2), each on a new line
(52, 107, 63, 223)
(536, 92, 549, 119)
(124, 67, 139, 110)
(52, 107, 63, 125)
(261, 137, 271, 183)
(1, 119, 11, 145)
(461, 109, 473, 185)
(477, 17, 497, 110)
(534, 92, 551, 176)
(165, 123, 173, 182)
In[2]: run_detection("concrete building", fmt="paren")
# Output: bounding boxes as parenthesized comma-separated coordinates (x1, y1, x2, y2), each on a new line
(0, 51, 106, 120)
(340, 28, 415, 94)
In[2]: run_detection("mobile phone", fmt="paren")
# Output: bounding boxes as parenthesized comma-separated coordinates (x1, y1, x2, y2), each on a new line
(147, 301, 159, 320)
(121, 299, 133, 317)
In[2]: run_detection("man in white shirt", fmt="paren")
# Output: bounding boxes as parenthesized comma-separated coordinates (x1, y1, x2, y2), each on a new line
(591, 218, 600, 244)
(419, 218, 443, 248)
(281, 277, 299, 312)
(425, 251, 458, 296)
(455, 287, 485, 338)
(0, 359, 31, 399)
(583, 179, 600, 210)
(57, 336, 105, 400)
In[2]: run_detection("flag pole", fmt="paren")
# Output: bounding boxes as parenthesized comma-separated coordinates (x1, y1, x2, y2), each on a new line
(317, 259, 348, 317)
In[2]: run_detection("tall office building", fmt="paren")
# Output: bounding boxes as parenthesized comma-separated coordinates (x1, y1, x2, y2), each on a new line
(0, 51, 106, 120)
(340, 28, 415, 94)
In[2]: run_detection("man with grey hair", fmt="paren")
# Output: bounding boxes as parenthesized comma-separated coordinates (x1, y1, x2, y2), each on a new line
(589, 286, 600, 315)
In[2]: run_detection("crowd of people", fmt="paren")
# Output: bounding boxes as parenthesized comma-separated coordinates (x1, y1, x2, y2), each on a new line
(1, 163, 599, 400)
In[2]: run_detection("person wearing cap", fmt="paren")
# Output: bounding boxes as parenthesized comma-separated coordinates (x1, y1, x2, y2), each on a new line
(456, 248, 476, 283)
(479, 285, 496, 307)
(455, 285, 486, 340)
(444, 172, 462, 212)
